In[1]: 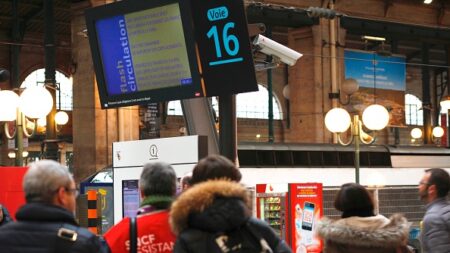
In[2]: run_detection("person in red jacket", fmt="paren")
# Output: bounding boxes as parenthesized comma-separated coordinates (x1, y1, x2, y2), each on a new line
(105, 162, 177, 253)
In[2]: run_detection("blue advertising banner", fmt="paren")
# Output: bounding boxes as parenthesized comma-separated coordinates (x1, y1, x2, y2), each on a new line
(344, 49, 405, 91)
(344, 49, 406, 127)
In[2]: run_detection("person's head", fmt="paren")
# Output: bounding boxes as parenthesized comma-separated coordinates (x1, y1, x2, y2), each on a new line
(180, 173, 192, 192)
(190, 155, 241, 185)
(139, 162, 177, 198)
(23, 160, 77, 213)
(419, 168, 450, 203)
(334, 183, 375, 218)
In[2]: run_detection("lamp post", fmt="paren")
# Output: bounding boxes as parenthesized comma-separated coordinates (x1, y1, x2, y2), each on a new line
(324, 104, 389, 183)
(0, 86, 54, 166)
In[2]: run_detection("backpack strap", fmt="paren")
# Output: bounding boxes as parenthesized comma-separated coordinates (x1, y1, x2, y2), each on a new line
(244, 222, 273, 253)
(129, 217, 138, 253)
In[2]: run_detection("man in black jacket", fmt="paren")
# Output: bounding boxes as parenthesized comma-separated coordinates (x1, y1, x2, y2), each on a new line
(0, 160, 108, 253)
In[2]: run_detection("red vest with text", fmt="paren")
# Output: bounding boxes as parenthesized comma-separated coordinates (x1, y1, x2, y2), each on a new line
(105, 210, 175, 253)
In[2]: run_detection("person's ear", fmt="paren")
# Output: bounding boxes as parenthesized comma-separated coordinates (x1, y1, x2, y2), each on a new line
(54, 187, 67, 206)
(428, 184, 437, 196)
(140, 189, 145, 199)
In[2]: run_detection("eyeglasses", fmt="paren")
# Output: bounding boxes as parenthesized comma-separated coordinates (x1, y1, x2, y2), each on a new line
(65, 187, 79, 197)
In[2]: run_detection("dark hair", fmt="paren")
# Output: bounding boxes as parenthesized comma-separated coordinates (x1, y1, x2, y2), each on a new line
(425, 168, 450, 198)
(180, 175, 192, 188)
(139, 162, 177, 197)
(334, 183, 375, 218)
(190, 155, 241, 185)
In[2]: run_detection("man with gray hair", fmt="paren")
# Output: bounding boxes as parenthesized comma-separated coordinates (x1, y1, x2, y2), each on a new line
(0, 160, 108, 253)
(104, 162, 177, 253)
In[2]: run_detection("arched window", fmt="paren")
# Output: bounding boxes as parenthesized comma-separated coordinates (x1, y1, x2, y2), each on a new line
(405, 94, 423, 126)
(236, 84, 282, 119)
(20, 69, 73, 111)
(167, 84, 283, 119)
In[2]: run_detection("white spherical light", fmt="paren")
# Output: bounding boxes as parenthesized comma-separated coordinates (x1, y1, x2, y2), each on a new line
(411, 128, 423, 139)
(55, 111, 69, 125)
(341, 78, 359, 95)
(432, 126, 444, 138)
(19, 86, 53, 119)
(0, 90, 19, 121)
(362, 104, 389, 130)
(325, 108, 351, 133)
(282, 85, 290, 100)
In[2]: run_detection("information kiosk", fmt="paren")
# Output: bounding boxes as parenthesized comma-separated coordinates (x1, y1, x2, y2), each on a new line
(112, 135, 207, 223)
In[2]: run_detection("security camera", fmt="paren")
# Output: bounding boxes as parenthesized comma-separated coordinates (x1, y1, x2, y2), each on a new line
(253, 34, 303, 66)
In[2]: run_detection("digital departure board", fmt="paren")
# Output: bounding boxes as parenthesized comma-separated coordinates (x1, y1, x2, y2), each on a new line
(85, 0, 257, 109)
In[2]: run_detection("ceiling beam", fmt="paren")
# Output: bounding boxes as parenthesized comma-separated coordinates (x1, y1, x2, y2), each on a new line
(341, 16, 450, 44)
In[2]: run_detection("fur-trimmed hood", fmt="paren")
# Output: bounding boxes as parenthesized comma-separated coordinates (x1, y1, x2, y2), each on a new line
(170, 180, 251, 235)
(316, 214, 410, 249)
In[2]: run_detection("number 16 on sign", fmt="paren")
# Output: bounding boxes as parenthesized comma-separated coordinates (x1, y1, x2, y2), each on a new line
(206, 6, 243, 66)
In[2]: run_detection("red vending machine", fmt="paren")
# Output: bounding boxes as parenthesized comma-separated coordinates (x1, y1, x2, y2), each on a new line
(256, 183, 323, 253)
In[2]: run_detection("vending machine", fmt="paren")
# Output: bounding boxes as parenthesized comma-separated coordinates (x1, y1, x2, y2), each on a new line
(255, 184, 289, 241)
(256, 183, 323, 253)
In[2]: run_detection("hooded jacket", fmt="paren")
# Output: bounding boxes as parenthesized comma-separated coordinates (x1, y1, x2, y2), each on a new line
(316, 214, 410, 253)
(170, 180, 292, 253)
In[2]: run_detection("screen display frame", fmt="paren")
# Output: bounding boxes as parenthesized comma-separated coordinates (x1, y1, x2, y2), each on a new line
(85, 0, 203, 109)
(122, 179, 140, 218)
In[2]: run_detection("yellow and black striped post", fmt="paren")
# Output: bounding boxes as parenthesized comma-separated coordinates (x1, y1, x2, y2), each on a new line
(87, 189, 98, 235)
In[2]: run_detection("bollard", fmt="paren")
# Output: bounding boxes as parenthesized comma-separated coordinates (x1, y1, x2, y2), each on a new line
(87, 190, 98, 235)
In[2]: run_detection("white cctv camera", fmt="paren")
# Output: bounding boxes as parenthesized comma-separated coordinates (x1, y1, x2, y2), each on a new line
(253, 34, 303, 66)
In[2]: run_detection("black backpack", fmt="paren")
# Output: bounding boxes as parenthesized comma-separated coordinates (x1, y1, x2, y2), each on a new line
(212, 222, 273, 253)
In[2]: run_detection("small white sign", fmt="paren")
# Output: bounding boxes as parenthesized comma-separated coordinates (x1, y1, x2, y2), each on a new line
(7, 138, 28, 149)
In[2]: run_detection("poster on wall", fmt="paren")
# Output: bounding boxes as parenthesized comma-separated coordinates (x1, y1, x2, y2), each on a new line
(289, 183, 323, 253)
(344, 49, 406, 127)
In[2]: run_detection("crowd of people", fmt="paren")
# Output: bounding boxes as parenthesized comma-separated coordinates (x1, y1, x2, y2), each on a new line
(0, 156, 448, 253)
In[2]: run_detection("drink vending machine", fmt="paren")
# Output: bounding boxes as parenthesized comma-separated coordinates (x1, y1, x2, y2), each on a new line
(256, 183, 323, 253)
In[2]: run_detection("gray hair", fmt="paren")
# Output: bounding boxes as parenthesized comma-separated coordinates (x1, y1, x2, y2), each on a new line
(139, 162, 176, 197)
(23, 160, 73, 203)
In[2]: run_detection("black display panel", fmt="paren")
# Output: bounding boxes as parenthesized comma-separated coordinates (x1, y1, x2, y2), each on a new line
(190, 0, 258, 96)
(85, 0, 257, 109)
(85, 0, 202, 108)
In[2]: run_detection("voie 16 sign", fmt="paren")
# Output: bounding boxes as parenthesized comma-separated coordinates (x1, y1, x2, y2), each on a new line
(85, 0, 257, 109)
(190, 0, 258, 96)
